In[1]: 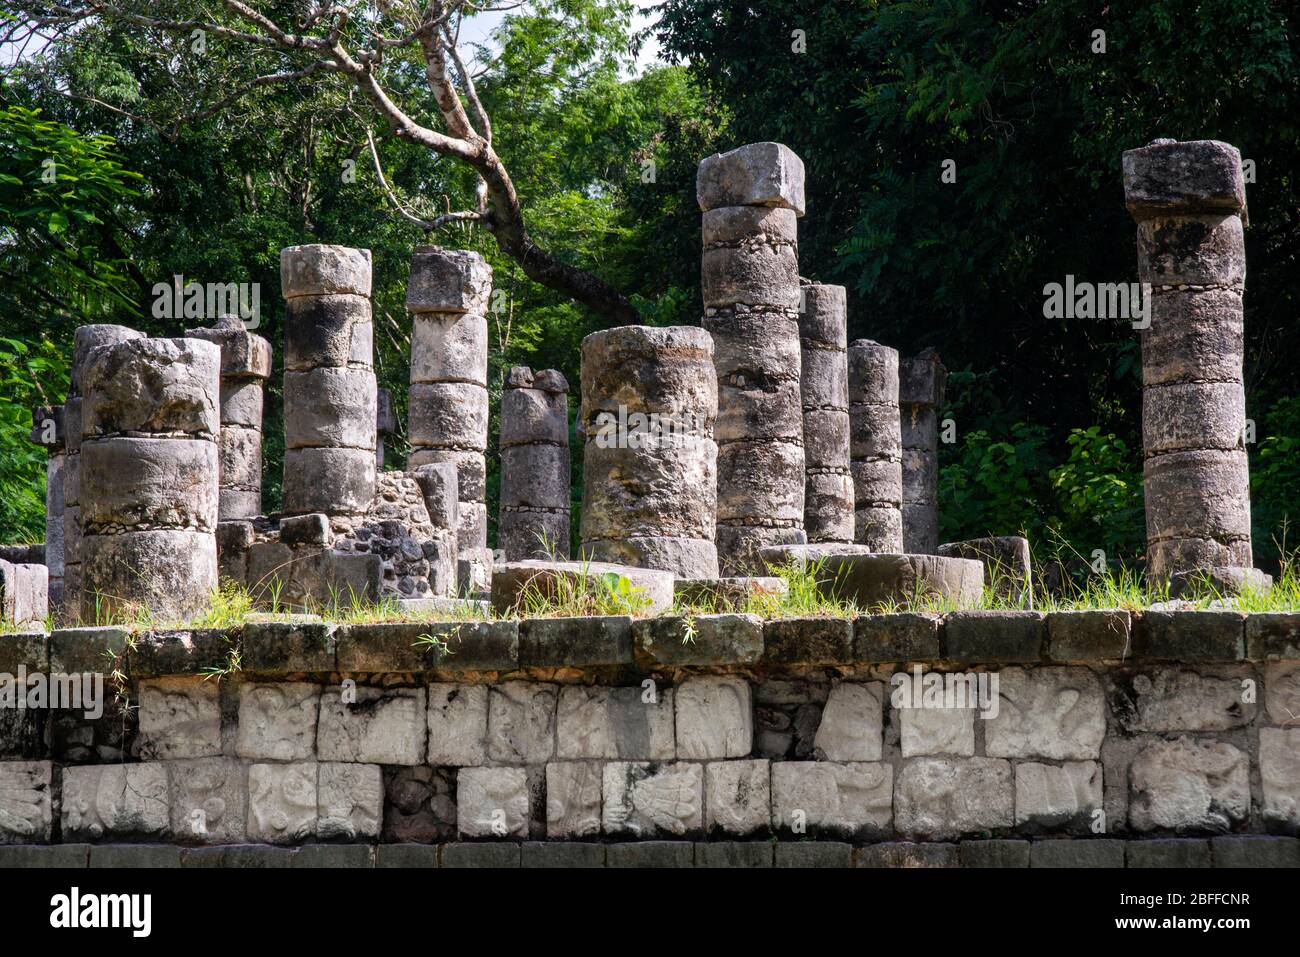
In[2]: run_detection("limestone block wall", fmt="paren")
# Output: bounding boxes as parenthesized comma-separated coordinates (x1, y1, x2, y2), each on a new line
(2, 610, 1298, 866)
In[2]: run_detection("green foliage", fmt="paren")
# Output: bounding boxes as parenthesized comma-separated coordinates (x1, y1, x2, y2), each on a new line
(1048, 426, 1144, 562)
(1251, 396, 1300, 561)
(0, 336, 68, 541)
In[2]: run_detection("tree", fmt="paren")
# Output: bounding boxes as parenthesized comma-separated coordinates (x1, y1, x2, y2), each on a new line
(8, 0, 646, 324)
(0, 102, 140, 540)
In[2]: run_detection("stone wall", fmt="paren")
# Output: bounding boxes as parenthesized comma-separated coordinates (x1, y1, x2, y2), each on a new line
(2, 609, 1297, 866)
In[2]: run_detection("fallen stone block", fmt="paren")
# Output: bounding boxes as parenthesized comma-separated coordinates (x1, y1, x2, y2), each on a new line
(937, 536, 1031, 603)
(807, 553, 983, 611)
(0, 560, 48, 628)
(491, 560, 675, 616)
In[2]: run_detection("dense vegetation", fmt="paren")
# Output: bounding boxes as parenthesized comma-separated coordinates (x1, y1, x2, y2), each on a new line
(1, 0, 1296, 574)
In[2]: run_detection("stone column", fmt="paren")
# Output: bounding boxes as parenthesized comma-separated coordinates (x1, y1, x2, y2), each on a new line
(78, 337, 220, 622)
(698, 142, 808, 573)
(185, 315, 271, 520)
(376, 387, 396, 469)
(899, 348, 947, 553)
(405, 246, 491, 566)
(848, 339, 903, 552)
(63, 324, 145, 615)
(799, 283, 854, 543)
(1123, 139, 1255, 585)
(580, 326, 718, 577)
(30, 404, 65, 610)
(280, 244, 377, 518)
(500, 366, 571, 561)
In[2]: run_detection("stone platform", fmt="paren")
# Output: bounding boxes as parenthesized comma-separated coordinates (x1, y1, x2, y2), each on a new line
(1, 609, 1298, 866)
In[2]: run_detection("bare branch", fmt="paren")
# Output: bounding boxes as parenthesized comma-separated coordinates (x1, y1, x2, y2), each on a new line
(365, 126, 479, 231)
(443, 22, 491, 145)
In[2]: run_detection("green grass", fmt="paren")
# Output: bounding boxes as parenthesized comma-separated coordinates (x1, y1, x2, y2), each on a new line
(513, 559, 657, 618)
(26, 546, 1300, 635)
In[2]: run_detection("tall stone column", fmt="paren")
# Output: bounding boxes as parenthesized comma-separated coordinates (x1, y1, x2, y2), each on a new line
(799, 283, 853, 543)
(185, 315, 271, 520)
(63, 324, 145, 615)
(280, 244, 377, 518)
(848, 339, 903, 552)
(376, 387, 396, 469)
(580, 326, 718, 577)
(500, 366, 571, 561)
(30, 405, 66, 610)
(405, 246, 491, 567)
(1123, 139, 1255, 585)
(78, 337, 220, 622)
(698, 142, 808, 574)
(900, 348, 947, 553)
